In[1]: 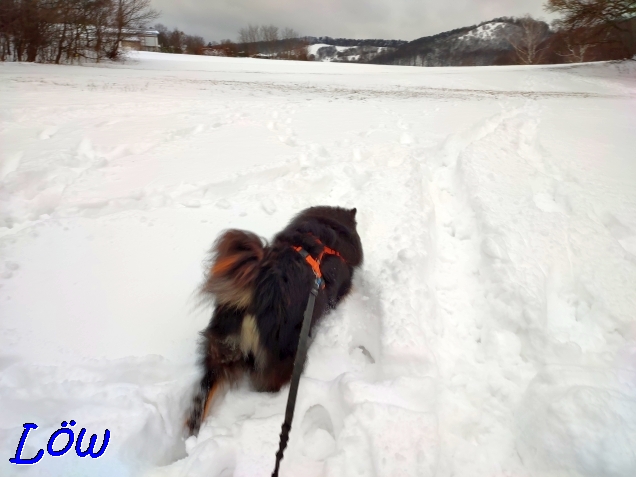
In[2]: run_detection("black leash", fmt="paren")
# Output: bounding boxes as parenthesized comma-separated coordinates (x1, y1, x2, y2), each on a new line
(271, 274, 320, 477)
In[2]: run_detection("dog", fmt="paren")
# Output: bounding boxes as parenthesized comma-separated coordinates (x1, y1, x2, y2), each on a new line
(186, 206, 363, 436)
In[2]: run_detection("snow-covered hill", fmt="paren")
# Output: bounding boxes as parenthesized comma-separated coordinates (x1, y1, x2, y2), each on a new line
(1, 53, 636, 477)
(372, 18, 548, 66)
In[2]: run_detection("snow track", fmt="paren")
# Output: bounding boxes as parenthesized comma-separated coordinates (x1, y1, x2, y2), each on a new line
(1, 53, 635, 477)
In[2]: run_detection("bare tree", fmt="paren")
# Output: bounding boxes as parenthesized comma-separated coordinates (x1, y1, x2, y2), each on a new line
(261, 24, 278, 42)
(549, 26, 593, 61)
(247, 23, 261, 43)
(218, 39, 237, 56)
(238, 23, 261, 55)
(1, 0, 163, 63)
(564, 34, 592, 61)
(107, 0, 159, 60)
(7, 0, 57, 62)
(261, 24, 278, 54)
(184, 34, 204, 55)
(280, 27, 298, 40)
(546, 0, 636, 30)
(545, 0, 636, 58)
(507, 15, 551, 64)
(235, 24, 307, 60)
(280, 27, 301, 58)
(237, 26, 248, 44)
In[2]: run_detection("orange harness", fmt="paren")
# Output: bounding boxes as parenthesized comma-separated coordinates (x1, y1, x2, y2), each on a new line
(293, 237, 344, 289)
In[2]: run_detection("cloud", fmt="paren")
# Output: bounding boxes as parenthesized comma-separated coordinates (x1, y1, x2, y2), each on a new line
(151, 0, 553, 43)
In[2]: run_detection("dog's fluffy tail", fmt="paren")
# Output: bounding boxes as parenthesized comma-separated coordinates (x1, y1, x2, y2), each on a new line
(200, 229, 266, 309)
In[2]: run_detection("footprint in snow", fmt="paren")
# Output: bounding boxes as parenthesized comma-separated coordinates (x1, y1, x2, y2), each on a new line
(2, 262, 18, 279)
(531, 177, 571, 215)
(400, 132, 414, 145)
(215, 199, 231, 209)
(601, 213, 636, 256)
(39, 126, 58, 140)
(532, 192, 569, 214)
(0, 152, 22, 180)
(5, 262, 19, 271)
(261, 199, 277, 215)
(301, 404, 336, 460)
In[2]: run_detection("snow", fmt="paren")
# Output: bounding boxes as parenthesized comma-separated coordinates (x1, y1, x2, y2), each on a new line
(308, 43, 331, 56)
(307, 44, 354, 62)
(1, 51, 636, 477)
(459, 21, 508, 41)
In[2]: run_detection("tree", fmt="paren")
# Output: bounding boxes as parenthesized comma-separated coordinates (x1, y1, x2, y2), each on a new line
(261, 24, 278, 54)
(107, 0, 159, 59)
(280, 27, 298, 40)
(184, 34, 204, 55)
(6, 0, 57, 62)
(238, 23, 261, 55)
(280, 27, 303, 59)
(507, 15, 551, 64)
(548, 26, 593, 61)
(546, 0, 636, 29)
(168, 28, 184, 53)
(545, 0, 636, 58)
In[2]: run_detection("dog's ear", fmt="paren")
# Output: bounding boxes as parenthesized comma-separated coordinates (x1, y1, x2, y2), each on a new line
(350, 208, 357, 218)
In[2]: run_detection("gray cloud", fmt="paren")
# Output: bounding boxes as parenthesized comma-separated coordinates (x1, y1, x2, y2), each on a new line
(151, 0, 554, 43)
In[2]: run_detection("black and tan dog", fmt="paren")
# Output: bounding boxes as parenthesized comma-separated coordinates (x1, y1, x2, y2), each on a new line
(186, 206, 363, 435)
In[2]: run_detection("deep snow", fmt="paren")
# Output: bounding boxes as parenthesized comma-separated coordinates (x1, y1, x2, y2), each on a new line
(1, 52, 635, 477)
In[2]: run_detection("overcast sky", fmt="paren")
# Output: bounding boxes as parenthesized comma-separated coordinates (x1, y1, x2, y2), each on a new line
(151, 0, 555, 43)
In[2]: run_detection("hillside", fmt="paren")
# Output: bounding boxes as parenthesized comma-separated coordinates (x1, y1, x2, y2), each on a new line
(370, 18, 546, 66)
(307, 43, 397, 62)
(302, 18, 549, 66)
(304, 36, 406, 63)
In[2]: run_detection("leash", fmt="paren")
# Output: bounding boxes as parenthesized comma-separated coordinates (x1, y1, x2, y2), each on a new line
(271, 269, 320, 477)
(272, 240, 343, 476)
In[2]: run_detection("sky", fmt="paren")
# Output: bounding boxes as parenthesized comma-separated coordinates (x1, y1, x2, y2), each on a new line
(150, 0, 556, 43)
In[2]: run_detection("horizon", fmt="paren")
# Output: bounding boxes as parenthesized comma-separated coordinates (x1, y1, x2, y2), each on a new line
(150, 0, 556, 44)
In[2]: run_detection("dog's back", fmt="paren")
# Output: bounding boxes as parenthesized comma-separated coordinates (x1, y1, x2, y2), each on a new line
(186, 206, 362, 435)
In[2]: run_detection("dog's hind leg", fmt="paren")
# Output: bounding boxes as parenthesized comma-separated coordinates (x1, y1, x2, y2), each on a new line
(187, 367, 219, 436)
(186, 334, 246, 435)
(186, 307, 246, 436)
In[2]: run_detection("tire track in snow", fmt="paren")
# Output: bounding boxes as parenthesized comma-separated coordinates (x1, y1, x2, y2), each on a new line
(425, 104, 538, 476)
(322, 149, 440, 477)
(429, 101, 636, 477)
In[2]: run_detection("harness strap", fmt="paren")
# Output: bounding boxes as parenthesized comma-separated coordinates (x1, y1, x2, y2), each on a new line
(292, 236, 345, 289)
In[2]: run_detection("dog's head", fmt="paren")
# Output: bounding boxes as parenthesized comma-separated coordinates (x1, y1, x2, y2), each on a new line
(293, 206, 362, 267)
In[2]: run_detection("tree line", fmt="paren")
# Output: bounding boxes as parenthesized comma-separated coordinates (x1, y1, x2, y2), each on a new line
(136, 23, 308, 60)
(0, 0, 158, 63)
(545, 0, 635, 63)
(509, 1, 635, 65)
(202, 24, 308, 59)
(505, 0, 635, 65)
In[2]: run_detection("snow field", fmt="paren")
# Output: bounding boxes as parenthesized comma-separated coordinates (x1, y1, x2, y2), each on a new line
(1, 52, 636, 477)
